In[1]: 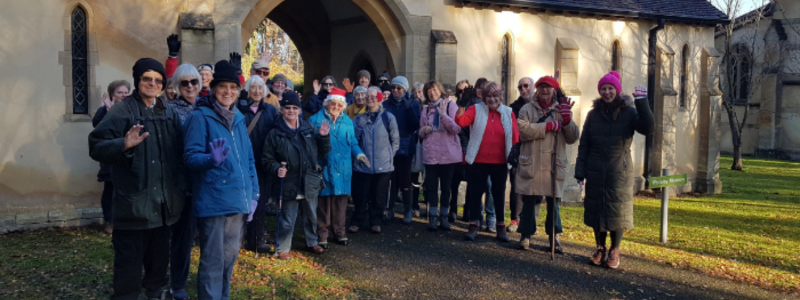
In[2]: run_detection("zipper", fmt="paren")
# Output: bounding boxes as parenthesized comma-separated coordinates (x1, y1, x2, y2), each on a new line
(231, 128, 249, 209)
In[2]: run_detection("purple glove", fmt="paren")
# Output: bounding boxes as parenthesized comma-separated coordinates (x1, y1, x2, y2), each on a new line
(247, 200, 258, 222)
(209, 138, 231, 166)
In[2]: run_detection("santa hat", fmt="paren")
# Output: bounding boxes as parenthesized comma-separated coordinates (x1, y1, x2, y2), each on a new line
(325, 87, 347, 105)
(598, 71, 622, 94)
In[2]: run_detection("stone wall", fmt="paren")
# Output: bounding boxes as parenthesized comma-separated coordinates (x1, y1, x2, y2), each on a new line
(0, 208, 103, 234)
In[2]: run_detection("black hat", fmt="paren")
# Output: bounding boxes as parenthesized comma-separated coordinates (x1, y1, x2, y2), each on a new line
(210, 60, 241, 89)
(132, 58, 166, 90)
(279, 91, 302, 108)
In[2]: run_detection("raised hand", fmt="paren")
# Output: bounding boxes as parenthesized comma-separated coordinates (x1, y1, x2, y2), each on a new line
(229, 52, 242, 74)
(313, 79, 321, 94)
(457, 86, 475, 107)
(554, 69, 561, 80)
(557, 98, 574, 124)
(102, 92, 113, 110)
(437, 101, 449, 116)
(259, 52, 272, 63)
(633, 85, 647, 99)
(342, 78, 354, 93)
(124, 124, 149, 151)
(167, 34, 181, 56)
(209, 138, 231, 166)
(319, 121, 330, 136)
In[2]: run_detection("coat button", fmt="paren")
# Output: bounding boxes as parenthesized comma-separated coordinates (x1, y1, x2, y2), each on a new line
(223, 180, 226, 184)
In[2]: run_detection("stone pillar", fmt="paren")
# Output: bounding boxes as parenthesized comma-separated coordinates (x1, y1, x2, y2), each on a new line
(180, 13, 215, 66)
(555, 38, 582, 203)
(756, 74, 778, 157)
(652, 45, 679, 194)
(400, 15, 432, 85)
(430, 30, 457, 88)
(697, 47, 723, 194)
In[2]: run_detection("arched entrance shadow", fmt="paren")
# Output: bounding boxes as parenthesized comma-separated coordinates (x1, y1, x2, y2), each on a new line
(347, 50, 377, 85)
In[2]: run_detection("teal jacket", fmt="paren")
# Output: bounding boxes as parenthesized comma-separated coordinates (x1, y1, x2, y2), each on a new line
(309, 110, 364, 196)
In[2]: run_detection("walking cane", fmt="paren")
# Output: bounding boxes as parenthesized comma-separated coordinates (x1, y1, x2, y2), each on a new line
(550, 130, 558, 261)
(273, 162, 288, 257)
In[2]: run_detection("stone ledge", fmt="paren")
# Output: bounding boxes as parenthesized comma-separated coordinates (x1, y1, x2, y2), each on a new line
(0, 218, 102, 234)
(16, 212, 48, 225)
(49, 209, 82, 221)
(2, 208, 105, 234)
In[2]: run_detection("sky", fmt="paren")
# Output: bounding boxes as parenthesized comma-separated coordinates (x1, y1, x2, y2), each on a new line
(710, 0, 767, 17)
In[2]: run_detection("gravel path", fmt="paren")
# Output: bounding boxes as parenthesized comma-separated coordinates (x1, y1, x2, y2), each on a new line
(309, 213, 791, 300)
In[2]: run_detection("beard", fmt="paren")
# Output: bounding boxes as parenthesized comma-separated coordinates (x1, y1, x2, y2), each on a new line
(521, 91, 535, 102)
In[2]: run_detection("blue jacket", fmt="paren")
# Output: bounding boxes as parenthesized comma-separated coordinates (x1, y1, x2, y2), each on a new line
(184, 98, 259, 218)
(309, 110, 364, 196)
(353, 108, 399, 174)
(382, 93, 420, 156)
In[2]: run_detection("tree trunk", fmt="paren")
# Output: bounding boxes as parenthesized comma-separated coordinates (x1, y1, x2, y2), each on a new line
(731, 143, 743, 170)
(724, 103, 744, 171)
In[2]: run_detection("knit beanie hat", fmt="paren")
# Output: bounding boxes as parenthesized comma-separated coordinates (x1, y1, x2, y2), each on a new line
(378, 72, 391, 81)
(197, 64, 214, 73)
(325, 87, 347, 105)
(272, 73, 287, 84)
(132, 58, 167, 91)
(534, 76, 560, 90)
(356, 69, 371, 82)
(286, 79, 294, 90)
(598, 71, 622, 94)
(391, 76, 409, 91)
(210, 60, 241, 89)
(280, 91, 301, 108)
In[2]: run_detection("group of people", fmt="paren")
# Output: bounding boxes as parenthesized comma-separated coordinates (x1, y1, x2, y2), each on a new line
(89, 34, 654, 300)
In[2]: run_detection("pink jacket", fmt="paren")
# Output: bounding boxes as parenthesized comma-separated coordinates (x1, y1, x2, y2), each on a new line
(419, 99, 462, 165)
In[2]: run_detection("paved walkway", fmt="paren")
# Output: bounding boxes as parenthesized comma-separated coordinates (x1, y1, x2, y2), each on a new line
(309, 215, 791, 300)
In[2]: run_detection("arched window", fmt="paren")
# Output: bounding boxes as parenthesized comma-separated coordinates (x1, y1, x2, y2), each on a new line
(71, 6, 89, 114)
(730, 44, 752, 104)
(611, 40, 621, 71)
(679, 44, 689, 108)
(501, 34, 510, 102)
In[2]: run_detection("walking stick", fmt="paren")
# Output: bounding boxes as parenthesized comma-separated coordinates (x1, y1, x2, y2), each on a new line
(274, 162, 287, 257)
(551, 130, 558, 261)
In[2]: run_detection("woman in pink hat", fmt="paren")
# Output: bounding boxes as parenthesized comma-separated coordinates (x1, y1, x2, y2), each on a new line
(575, 71, 654, 269)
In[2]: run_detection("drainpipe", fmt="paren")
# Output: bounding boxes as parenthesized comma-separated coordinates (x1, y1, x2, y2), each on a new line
(644, 19, 665, 189)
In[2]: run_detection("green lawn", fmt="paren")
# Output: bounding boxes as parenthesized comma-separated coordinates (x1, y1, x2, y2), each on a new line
(0, 226, 356, 299)
(556, 155, 800, 292)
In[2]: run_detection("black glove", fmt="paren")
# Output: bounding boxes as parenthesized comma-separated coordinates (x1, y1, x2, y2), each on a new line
(457, 85, 475, 108)
(167, 34, 181, 57)
(229, 52, 242, 75)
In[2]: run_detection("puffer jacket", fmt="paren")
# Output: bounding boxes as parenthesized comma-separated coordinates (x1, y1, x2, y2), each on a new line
(382, 93, 420, 157)
(353, 108, 399, 174)
(183, 97, 260, 218)
(419, 99, 461, 165)
(262, 117, 331, 201)
(575, 95, 654, 231)
(309, 110, 364, 196)
(515, 100, 579, 198)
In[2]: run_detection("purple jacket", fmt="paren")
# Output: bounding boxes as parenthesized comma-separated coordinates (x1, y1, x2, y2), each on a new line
(419, 99, 462, 165)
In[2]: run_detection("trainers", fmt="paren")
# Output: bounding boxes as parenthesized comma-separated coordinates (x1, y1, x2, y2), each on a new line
(276, 252, 291, 260)
(606, 248, 620, 269)
(464, 223, 479, 241)
(439, 214, 451, 231)
(507, 220, 519, 233)
(519, 235, 531, 250)
(370, 226, 381, 234)
(413, 210, 420, 218)
(347, 226, 359, 234)
(318, 242, 329, 250)
(487, 219, 497, 233)
(336, 236, 349, 246)
(590, 246, 607, 266)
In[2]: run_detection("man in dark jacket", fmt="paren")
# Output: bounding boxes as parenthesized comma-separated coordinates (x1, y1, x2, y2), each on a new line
(382, 76, 421, 223)
(506, 76, 536, 233)
(89, 58, 186, 300)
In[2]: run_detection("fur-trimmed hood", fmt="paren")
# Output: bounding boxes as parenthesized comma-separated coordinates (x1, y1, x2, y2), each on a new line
(592, 94, 634, 108)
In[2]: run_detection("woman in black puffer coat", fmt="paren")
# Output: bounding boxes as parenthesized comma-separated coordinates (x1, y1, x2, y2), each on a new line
(575, 71, 654, 269)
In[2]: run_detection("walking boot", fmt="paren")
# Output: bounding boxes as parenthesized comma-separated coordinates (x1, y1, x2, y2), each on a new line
(590, 245, 607, 265)
(428, 207, 439, 231)
(507, 220, 519, 233)
(402, 189, 414, 225)
(519, 234, 531, 250)
(495, 225, 510, 242)
(464, 223, 479, 241)
(439, 207, 451, 231)
(543, 235, 564, 254)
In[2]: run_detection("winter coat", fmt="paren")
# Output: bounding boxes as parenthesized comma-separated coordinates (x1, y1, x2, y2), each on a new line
(575, 95, 655, 231)
(382, 93, 420, 157)
(419, 99, 462, 165)
(509, 97, 527, 121)
(170, 96, 196, 126)
(515, 100, 579, 198)
(345, 104, 365, 120)
(236, 98, 279, 175)
(309, 110, 364, 196)
(304, 91, 326, 117)
(262, 117, 331, 201)
(88, 93, 186, 230)
(92, 106, 113, 182)
(183, 97, 260, 218)
(455, 103, 519, 165)
(353, 108, 399, 174)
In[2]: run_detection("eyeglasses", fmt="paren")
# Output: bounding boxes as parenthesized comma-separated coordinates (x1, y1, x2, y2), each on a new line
(517, 84, 530, 90)
(538, 85, 554, 90)
(180, 79, 200, 87)
(141, 76, 163, 85)
(393, 86, 404, 91)
(329, 102, 345, 108)
(322, 82, 334, 87)
(255, 70, 269, 76)
(379, 79, 390, 83)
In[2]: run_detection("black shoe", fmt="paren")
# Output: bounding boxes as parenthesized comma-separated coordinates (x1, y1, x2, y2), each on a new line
(319, 242, 329, 250)
(336, 236, 349, 246)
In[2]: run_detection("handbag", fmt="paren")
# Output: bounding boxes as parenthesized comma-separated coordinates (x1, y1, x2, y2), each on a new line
(410, 136, 424, 172)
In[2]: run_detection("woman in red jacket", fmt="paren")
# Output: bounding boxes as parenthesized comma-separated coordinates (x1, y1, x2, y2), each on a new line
(455, 81, 519, 242)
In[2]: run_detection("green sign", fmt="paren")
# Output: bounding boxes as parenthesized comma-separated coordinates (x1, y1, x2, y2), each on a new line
(650, 174, 687, 189)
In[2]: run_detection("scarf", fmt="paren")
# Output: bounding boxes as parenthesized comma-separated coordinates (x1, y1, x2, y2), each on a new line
(212, 99, 236, 129)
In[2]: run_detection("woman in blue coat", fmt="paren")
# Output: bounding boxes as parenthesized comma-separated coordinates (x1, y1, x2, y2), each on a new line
(183, 61, 259, 300)
(309, 87, 369, 247)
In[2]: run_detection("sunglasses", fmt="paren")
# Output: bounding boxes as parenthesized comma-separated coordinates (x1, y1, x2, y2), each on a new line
(322, 82, 334, 87)
(379, 79, 390, 83)
(393, 86, 404, 91)
(141, 76, 163, 85)
(518, 84, 530, 90)
(180, 79, 200, 87)
(255, 70, 269, 76)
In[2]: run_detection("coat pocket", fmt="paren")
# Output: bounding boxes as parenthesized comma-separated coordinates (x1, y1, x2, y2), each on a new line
(113, 189, 150, 224)
(517, 155, 535, 179)
(304, 172, 324, 200)
(556, 158, 568, 180)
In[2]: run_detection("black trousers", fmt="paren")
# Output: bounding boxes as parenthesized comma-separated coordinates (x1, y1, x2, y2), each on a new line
(466, 163, 507, 224)
(424, 164, 456, 209)
(508, 168, 522, 221)
(112, 226, 170, 300)
(388, 156, 413, 211)
(245, 174, 271, 247)
(101, 181, 114, 222)
(351, 172, 391, 228)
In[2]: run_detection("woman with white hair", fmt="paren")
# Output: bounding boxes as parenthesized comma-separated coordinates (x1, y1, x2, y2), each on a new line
(344, 86, 368, 119)
(310, 87, 369, 247)
(237, 75, 279, 254)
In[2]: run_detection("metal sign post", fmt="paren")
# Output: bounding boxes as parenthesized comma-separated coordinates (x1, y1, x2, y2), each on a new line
(649, 170, 687, 244)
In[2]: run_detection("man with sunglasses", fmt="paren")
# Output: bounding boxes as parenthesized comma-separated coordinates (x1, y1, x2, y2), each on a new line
(377, 72, 391, 86)
(89, 58, 186, 300)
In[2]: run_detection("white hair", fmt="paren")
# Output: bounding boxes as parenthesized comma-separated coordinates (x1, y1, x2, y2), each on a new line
(173, 64, 201, 82)
(245, 75, 266, 93)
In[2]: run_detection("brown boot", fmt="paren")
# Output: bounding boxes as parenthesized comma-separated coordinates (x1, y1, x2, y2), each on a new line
(606, 248, 621, 269)
(590, 246, 606, 265)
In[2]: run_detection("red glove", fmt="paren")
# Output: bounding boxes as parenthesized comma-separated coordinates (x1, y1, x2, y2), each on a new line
(546, 121, 561, 132)
(558, 103, 572, 125)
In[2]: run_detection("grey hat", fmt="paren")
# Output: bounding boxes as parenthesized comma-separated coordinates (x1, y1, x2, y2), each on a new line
(286, 79, 294, 90)
(356, 69, 371, 82)
(391, 76, 409, 92)
(251, 60, 270, 70)
(272, 73, 287, 84)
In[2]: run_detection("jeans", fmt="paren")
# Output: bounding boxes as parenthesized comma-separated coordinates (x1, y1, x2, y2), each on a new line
(170, 196, 195, 293)
(317, 195, 348, 241)
(350, 172, 391, 228)
(484, 178, 496, 222)
(519, 196, 562, 236)
(197, 214, 244, 300)
(388, 156, 413, 213)
(423, 164, 456, 209)
(275, 198, 319, 253)
(101, 181, 113, 222)
(111, 226, 170, 300)
(466, 163, 507, 224)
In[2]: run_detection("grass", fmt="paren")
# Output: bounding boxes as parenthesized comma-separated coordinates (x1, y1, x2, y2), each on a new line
(0, 225, 357, 299)
(554, 155, 800, 293)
